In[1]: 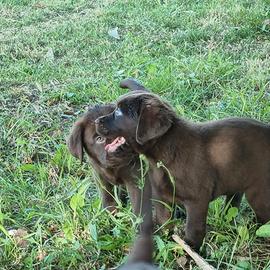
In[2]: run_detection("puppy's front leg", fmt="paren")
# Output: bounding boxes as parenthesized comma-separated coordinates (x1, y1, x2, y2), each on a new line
(126, 176, 153, 234)
(184, 201, 209, 251)
(151, 185, 173, 227)
(98, 176, 118, 213)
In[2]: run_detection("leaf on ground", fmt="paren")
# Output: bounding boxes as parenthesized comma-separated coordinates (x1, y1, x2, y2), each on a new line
(108, 27, 120, 39)
(44, 48, 55, 62)
(20, 164, 37, 172)
(70, 193, 85, 211)
(238, 225, 249, 241)
(256, 224, 270, 238)
(8, 229, 28, 247)
(36, 249, 47, 261)
(262, 19, 270, 31)
(63, 223, 74, 241)
(33, 2, 47, 8)
(48, 167, 59, 185)
(23, 156, 33, 164)
(225, 207, 238, 222)
(48, 223, 59, 234)
(116, 69, 124, 75)
(89, 223, 98, 242)
(236, 258, 251, 270)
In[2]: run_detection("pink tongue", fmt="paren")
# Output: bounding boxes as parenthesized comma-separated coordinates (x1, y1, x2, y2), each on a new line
(105, 137, 126, 152)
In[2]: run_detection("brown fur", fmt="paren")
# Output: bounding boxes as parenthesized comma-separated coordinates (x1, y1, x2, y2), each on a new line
(67, 104, 151, 226)
(95, 79, 270, 250)
(68, 104, 160, 269)
(67, 103, 179, 231)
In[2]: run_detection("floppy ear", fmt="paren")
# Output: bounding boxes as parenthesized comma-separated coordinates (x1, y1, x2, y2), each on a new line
(136, 101, 172, 145)
(67, 120, 84, 163)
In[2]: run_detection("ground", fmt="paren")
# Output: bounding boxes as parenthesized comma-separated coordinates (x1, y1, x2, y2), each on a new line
(0, 0, 270, 269)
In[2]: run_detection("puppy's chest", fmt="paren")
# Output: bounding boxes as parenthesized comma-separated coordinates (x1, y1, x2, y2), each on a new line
(150, 164, 190, 202)
(97, 166, 124, 185)
(153, 173, 194, 203)
(155, 159, 207, 201)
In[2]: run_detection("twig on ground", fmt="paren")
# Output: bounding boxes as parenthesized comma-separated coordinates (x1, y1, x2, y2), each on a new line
(172, 234, 216, 270)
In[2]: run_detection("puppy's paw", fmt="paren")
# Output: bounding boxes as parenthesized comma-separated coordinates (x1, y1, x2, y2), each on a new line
(183, 237, 200, 253)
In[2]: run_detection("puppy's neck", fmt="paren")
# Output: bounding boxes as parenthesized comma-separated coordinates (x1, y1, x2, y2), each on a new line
(141, 118, 197, 166)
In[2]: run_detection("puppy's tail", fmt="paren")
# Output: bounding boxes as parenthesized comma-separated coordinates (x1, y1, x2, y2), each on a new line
(120, 78, 149, 92)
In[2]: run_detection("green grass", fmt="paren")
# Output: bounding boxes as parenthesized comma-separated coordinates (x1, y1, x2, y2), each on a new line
(1, 0, 270, 269)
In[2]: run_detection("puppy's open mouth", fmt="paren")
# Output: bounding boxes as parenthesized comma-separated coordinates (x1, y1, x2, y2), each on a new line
(105, 137, 126, 153)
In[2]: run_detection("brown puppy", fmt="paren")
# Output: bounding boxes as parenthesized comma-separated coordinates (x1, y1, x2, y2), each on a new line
(68, 103, 158, 269)
(120, 80, 243, 212)
(68, 104, 153, 226)
(95, 79, 270, 250)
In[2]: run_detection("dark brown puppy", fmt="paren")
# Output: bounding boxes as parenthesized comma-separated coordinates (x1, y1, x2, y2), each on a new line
(119, 79, 183, 225)
(68, 104, 153, 226)
(68, 104, 128, 211)
(95, 80, 270, 250)
(68, 104, 158, 269)
(120, 80, 243, 212)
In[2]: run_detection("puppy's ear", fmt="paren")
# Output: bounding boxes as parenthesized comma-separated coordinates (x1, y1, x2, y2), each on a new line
(136, 100, 172, 145)
(120, 78, 149, 92)
(67, 120, 84, 163)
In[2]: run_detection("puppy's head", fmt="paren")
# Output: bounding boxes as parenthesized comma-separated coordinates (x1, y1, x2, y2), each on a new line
(95, 92, 176, 149)
(67, 104, 136, 167)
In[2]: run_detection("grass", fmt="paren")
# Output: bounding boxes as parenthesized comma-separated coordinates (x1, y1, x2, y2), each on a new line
(0, 0, 270, 269)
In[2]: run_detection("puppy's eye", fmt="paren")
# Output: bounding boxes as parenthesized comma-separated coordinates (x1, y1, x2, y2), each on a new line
(114, 108, 123, 117)
(96, 136, 105, 143)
